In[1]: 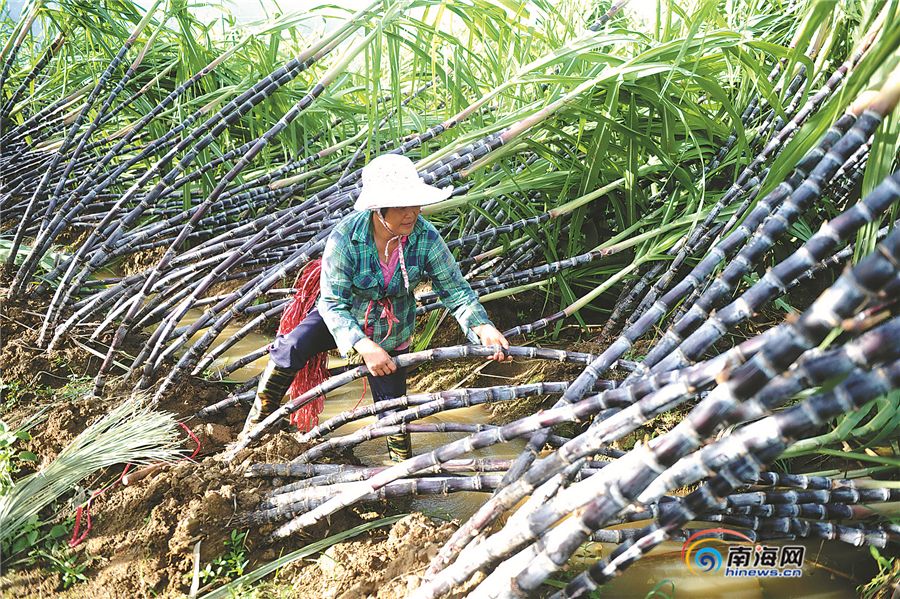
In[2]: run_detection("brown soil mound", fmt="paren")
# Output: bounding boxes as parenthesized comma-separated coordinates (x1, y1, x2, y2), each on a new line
(284, 513, 458, 599)
(0, 394, 442, 599)
(1, 470, 456, 597)
(0, 293, 469, 598)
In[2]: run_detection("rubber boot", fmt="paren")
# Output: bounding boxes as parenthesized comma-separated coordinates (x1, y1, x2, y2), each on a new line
(386, 429, 412, 462)
(239, 360, 296, 437)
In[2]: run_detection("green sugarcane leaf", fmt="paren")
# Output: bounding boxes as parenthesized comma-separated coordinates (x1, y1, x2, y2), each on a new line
(200, 515, 406, 599)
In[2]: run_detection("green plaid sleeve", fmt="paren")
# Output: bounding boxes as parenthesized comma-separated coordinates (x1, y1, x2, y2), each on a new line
(317, 228, 367, 357)
(424, 225, 492, 337)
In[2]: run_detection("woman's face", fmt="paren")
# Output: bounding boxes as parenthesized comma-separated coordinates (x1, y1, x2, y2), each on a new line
(382, 206, 421, 235)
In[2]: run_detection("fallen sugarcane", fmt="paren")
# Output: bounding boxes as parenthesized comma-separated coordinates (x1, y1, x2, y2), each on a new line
(4, 2, 900, 597)
(411, 225, 900, 597)
(222, 345, 610, 456)
(488, 98, 876, 493)
(501, 73, 899, 501)
(260, 335, 769, 541)
(635, 87, 900, 377)
(553, 366, 900, 598)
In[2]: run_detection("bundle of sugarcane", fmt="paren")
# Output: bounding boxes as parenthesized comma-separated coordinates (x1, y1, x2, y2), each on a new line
(229, 63, 900, 591)
(409, 214, 900, 599)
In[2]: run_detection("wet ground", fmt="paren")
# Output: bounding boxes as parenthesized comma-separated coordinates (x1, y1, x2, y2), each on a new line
(0, 294, 886, 598)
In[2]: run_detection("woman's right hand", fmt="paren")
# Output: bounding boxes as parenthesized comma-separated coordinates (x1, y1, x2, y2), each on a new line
(354, 338, 397, 376)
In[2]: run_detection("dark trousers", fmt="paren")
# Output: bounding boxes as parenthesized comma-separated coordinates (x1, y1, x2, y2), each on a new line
(268, 308, 408, 403)
(267, 308, 411, 459)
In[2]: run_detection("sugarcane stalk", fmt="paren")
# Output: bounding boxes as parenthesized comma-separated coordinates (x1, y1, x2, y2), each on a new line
(0, 32, 64, 121)
(89, 11, 398, 397)
(646, 137, 900, 377)
(478, 255, 900, 596)
(298, 382, 578, 443)
(5, 0, 163, 276)
(554, 360, 900, 598)
(624, 16, 884, 326)
(415, 226, 900, 597)
(18, 39, 248, 292)
(38, 3, 375, 343)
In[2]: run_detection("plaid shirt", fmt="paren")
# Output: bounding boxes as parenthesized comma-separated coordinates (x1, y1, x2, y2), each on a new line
(318, 210, 493, 357)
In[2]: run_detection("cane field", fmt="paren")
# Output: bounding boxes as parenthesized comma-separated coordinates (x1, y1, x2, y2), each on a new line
(0, 0, 899, 597)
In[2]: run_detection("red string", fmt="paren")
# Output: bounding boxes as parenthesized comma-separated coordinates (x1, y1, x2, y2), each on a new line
(278, 259, 331, 432)
(179, 421, 202, 460)
(69, 464, 130, 547)
(69, 422, 201, 547)
(355, 378, 368, 411)
(363, 297, 400, 343)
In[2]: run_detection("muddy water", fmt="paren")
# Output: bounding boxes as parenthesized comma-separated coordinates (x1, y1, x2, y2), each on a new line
(184, 314, 874, 597)
(583, 530, 870, 598)
(182, 312, 527, 521)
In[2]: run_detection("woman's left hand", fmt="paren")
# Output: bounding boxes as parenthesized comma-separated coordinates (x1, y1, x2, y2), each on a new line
(472, 324, 511, 362)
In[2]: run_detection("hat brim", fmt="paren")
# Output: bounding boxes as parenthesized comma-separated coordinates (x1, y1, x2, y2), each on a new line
(354, 181, 453, 211)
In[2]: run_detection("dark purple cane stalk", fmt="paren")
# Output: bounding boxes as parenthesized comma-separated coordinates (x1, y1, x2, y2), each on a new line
(623, 25, 882, 326)
(42, 45, 319, 298)
(635, 91, 895, 375)
(5, 2, 162, 276)
(618, 319, 900, 522)
(495, 172, 772, 463)
(589, 518, 895, 548)
(36, 12, 368, 341)
(248, 458, 523, 480)
(483, 267, 900, 596)
(28, 44, 149, 242)
(87, 24, 382, 397)
(189, 305, 288, 376)
(555, 360, 900, 598)
(416, 227, 900, 597)
(263, 458, 614, 498)
(0, 4, 40, 129)
(293, 382, 613, 463)
(646, 158, 900, 377)
(139, 139, 509, 390)
(246, 475, 509, 525)
(265, 337, 766, 545)
(486, 323, 900, 596)
(416, 243, 615, 305)
(297, 382, 578, 443)
(601, 262, 665, 336)
(1, 33, 65, 121)
(123, 118, 505, 386)
(545, 97, 870, 411)
(252, 460, 623, 525)
(0, 80, 92, 148)
(422, 336, 769, 577)
(587, 0, 628, 31)
(223, 345, 602, 452)
(474, 359, 899, 598)
(17, 46, 243, 290)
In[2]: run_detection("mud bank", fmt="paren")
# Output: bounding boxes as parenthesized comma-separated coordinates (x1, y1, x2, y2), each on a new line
(0, 294, 543, 598)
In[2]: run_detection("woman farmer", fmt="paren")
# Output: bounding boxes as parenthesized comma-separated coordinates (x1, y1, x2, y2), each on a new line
(239, 153, 511, 461)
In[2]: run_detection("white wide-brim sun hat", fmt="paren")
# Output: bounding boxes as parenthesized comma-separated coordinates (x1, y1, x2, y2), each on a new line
(354, 154, 453, 211)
